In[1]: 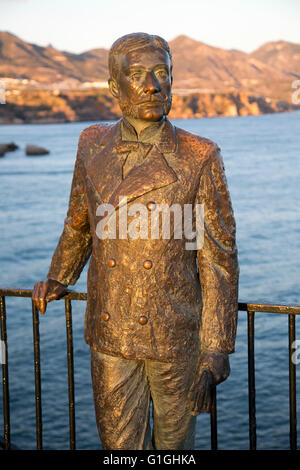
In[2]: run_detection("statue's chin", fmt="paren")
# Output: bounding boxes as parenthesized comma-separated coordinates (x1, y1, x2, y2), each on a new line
(138, 109, 164, 122)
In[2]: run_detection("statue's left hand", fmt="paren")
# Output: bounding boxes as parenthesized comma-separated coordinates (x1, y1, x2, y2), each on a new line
(188, 352, 230, 415)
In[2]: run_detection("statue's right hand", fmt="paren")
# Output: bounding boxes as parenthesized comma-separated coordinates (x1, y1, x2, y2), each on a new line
(32, 279, 68, 314)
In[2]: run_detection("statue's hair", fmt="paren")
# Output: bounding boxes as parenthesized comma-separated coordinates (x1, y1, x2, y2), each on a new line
(108, 32, 172, 80)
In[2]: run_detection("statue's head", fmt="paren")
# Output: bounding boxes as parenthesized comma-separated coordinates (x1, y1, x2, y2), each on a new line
(108, 32, 173, 122)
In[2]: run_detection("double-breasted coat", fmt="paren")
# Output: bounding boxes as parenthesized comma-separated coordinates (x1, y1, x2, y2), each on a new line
(47, 117, 239, 363)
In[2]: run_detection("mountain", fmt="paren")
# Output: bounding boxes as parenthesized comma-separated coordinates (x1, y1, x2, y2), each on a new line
(250, 40, 300, 78)
(0, 31, 108, 83)
(0, 31, 299, 124)
(169, 35, 296, 100)
(1, 31, 299, 98)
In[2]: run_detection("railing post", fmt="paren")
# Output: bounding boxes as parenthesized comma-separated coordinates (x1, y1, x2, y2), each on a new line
(32, 301, 43, 450)
(0, 296, 10, 450)
(210, 385, 218, 450)
(247, 310, 256, 450)
(288, 313, 297, 450)
(65, 298, 76, 450)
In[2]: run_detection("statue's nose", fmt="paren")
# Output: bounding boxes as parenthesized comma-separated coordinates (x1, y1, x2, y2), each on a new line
(143, 71, 161, 94)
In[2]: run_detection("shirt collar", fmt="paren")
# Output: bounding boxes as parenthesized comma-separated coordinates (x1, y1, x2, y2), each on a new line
(120, 117, 177, 154)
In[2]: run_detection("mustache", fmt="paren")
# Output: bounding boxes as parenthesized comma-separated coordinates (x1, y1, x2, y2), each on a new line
(133, 96, 170, 105)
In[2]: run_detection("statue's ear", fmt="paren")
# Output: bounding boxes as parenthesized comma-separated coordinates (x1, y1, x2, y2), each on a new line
(108, 78, 119, 99)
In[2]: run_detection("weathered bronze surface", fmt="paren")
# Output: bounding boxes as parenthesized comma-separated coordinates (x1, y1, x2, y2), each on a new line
(32, 32, 239, 450)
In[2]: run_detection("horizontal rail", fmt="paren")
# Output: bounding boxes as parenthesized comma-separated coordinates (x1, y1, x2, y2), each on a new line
(0, 288, 87, 301)
(238, 301, 300, 315)
(1, 289, 299, 314)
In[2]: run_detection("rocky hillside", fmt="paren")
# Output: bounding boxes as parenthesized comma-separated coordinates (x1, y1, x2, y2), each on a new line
(250, 40, 300, 78)
(0, 31, 108, 84)
(0, 31, 299, 123)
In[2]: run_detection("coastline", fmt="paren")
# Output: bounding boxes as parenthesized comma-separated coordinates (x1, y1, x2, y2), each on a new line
(1, 87, 299, 125)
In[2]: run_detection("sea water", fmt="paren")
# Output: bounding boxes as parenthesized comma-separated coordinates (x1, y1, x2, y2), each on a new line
(0, 111, 299, 450)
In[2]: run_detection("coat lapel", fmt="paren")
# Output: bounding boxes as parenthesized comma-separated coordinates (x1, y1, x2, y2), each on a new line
(86, 120, 124, 205)
(109, 143, 177, 211)
(86, 118, 178, 214)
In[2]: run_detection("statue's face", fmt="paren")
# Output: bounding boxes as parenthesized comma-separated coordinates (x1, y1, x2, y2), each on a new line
(113, 45, 172, 121)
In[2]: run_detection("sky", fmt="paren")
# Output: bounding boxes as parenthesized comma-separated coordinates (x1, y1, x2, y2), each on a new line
(0, 0, 299, 54)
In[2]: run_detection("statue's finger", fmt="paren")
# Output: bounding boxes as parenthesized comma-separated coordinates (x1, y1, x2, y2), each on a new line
(193, 389, 205, 415)
(39, 298, 47, 315)
(204, 374, 214, 413)
(45, 291, 59, 302)
(196, 372, 212, 413)
(189, 386, 201, 415)
(205, 387, 212, 413)
(40, 282, 48, 299)
(32, 281, 41, 302)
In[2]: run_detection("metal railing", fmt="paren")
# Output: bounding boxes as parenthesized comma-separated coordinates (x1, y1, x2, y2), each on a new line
(0, 288, 299, 451)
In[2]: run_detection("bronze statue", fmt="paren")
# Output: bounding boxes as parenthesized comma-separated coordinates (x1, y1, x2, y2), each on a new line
(32, 32, 239, 450)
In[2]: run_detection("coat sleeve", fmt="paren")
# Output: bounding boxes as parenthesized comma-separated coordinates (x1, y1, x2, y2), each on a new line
(47, 130, 92, 286)
(196, 144, 239, 354)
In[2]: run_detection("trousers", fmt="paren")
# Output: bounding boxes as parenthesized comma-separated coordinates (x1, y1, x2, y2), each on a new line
(90, 349, 197, 450)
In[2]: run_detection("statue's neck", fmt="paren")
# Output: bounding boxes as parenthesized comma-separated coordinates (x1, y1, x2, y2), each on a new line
(123, 116, 165, 141)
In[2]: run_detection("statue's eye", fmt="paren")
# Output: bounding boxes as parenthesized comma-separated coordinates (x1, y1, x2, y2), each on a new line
(156, 69, 168, 80)
(130, 72, 143, 81)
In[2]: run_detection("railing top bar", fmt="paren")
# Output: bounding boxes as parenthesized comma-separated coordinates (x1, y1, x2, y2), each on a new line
(0, 288, 87, 301)
(0, 289, 299, 314)
(238, 301, 300, 315)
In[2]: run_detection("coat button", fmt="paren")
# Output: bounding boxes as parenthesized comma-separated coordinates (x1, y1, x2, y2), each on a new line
(108, 258, 116, 267)
(147, 201, 156, 211)
(101, 312, 110, 321)
(143, 260, 152, 269)
(138, 316, 148, 325)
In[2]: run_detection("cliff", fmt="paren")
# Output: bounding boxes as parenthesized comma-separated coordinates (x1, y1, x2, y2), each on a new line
(1, 87, 296, 125)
